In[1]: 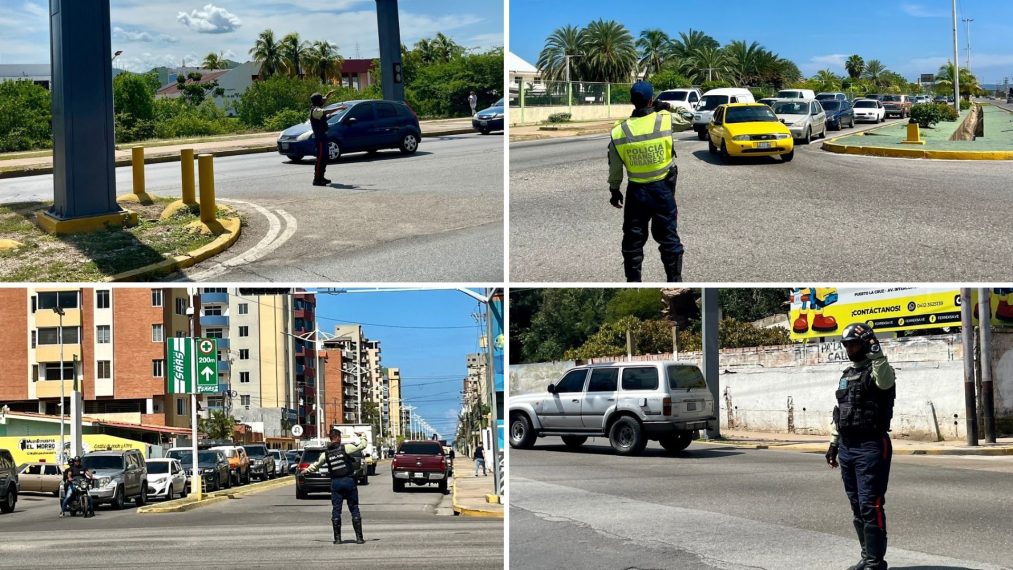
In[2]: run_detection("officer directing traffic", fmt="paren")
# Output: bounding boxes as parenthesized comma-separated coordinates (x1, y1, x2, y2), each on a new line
(826, 323, 896, 570)
(607, 81, 693, 282)
(302, 428, 368, 544)
(309, 90, 340, 187)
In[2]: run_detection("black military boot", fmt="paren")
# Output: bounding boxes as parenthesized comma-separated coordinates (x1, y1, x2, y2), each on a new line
(622, 252, 644, 282)
(332, 520, 341, 544)
(352, 517, 365, 544)
(662, 253, 683, 282)
(863, 525, 887, 570)
(846, 519, 867, 570)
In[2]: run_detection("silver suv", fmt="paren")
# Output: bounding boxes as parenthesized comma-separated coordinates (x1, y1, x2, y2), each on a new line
(509, 361, 717, 456)
(82, 449, 148, 509)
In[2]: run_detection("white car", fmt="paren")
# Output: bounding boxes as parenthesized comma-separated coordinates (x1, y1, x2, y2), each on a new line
(268, 449, 289, 476)
(852, 99, 886, 123)
(145, 458, 188, 500)
(693, 88, 756, 140)
(655, 88, 702, 113)
(776, 88, 817, 100)
(771, 99, 827, 143)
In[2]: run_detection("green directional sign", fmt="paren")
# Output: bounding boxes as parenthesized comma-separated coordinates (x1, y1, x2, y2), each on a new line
(167, 337, 219, 395)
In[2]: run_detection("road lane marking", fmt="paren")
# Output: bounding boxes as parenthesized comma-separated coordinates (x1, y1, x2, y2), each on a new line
(180, 199, 295, 280)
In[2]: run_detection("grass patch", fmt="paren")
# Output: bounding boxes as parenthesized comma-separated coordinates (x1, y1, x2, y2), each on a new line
(0, 197, 236, 281)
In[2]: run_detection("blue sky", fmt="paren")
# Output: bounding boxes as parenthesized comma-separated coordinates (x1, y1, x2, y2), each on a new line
(0, 0, 502, 73)
(510, 0, 1013, 86)
(313, 288, 489, 441)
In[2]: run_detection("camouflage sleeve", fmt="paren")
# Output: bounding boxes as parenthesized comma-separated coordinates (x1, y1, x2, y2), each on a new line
(667, 109, 694, 132)
(305, 451, 327, 473)
(608, 142, 624, 191)
(870, 353, 895, 390)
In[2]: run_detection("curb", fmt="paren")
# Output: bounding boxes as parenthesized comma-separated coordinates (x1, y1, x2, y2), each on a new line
(821, 140, 1013, 160)
(0, 128, 479, 180)
(451, 477, 503, 519)
(137, 475, 294, 514)
(697, 439, 1013, 456)
(106, 215, 241, 282)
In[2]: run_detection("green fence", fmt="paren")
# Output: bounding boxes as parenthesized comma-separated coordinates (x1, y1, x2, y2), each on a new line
(512, 80, 637, 108)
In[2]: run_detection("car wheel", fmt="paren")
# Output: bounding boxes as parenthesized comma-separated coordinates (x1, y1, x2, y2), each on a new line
(111, 486, 124, 510)
(803, 127, 811, 145)
(608, 416, 646, 456)
(697, 130, 707, 141)
(0, 486, 15, 513)
(560, 435, 588, 449)
(52, 490, 60, 497)
(659, 432, 694, 453)
(181, 482, 188, 498)
(327, 141, 342, 161)
(719, 140, 731, 164)
(480, 129, 490, 135)
(392, 479, 405, 493)
(707, 136, 717, 154)
(509, 414, 537, 449)
(286, 155, 304, 162)
(135, 485, 147, 507)
(781, 148, 795, 162)
(400, 133, 419, 154)
(438, 479, 449, 495)
(167, 484, 174, 500)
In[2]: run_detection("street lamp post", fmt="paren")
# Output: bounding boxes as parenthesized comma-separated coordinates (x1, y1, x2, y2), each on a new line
(52, 306, 66, 465)
(962, 18, 974, 77)
(952, 0, 961, 110)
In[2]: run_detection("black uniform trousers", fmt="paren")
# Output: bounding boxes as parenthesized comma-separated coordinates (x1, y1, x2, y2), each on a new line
(314, 138, 328, 181)
(838, 433, 893, 531)
(621, 179, 683, 263)
(329, 476, 360, 523)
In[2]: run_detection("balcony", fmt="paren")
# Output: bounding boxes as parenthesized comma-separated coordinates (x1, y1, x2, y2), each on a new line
(201, 292, 229, 304)
(344, 388, 356, 397)
(293, 308, 307, 319)
(217, 383, 230, 394)
(200, 314, 228, 328)
(218, 360, 230, 372)
(215, 338, 230, 350)
(344, 400, 356, 410)
(343, 413, 355, 422)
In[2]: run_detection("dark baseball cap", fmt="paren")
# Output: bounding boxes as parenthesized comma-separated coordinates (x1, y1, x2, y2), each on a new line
(630, 81, 653, 106)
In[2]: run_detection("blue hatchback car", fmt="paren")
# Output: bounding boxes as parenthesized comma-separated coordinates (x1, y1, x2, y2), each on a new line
(820, 99, 855, 130)
(276, 99, 421, 162)
(472, 98, 504, 134)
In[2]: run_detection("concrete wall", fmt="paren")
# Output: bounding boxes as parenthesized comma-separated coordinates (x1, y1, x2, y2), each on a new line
(510, 332, 1013, 441)
(509, 104, 635, 126)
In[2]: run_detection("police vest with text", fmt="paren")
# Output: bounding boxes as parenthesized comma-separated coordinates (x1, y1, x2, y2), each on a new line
(324, 444, 355, 479)
(833, 363, 895, 436)
(611, 112, 674, 184)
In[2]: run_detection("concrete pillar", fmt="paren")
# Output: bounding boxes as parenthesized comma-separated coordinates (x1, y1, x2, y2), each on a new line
(375, 0, 404, 102)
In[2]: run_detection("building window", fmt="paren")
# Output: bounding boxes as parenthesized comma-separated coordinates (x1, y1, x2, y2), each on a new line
(203, 287, 227, 294)
(175, 298, 186, 315)
(238, 303, 248, 315)
(96, 325, 111, 344)
(97, 361, 111, 379)
(152, 359, 165, 378)
(176, 330, 185, 338)
(239, 349, 249, 360)
(239, 326, 249, 337)
(37, 327, 80, 345)
(96, 290, 110, 309)
(31, 330, 36, 348)
(37, 291, 79, 311)
(241, 395, 250, 407)
(205, 305, 223, 316)
(42, 363, 74, 380)
(152, 324, 164, 343)
(240, 372, 250, 383)
(151, 289, 163, 307)
(205, 328, 223, 339)
(176, 397, 185, 416)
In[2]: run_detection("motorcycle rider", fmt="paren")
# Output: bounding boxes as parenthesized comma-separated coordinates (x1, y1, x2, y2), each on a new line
(302, 428, 368, 544)
(60, 456, 95, 518)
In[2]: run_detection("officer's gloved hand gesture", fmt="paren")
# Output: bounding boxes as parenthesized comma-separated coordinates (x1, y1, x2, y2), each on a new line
(825, 442, 839, 468)
(609, 188, 624, 209)
(855, 324, 882, 357)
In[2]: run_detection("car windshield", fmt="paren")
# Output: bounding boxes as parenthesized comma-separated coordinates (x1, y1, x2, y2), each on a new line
(725, 106, 779, 123)
(815, 94, 836, 100)
(82, 456, 124, 471)
(777, 91, 801, 98)
(325, 104, 353, 125)
(492, 98, 503, 106)
(821, 101, 841, 110)
(698, 95, 729, 111)
(270, 451, 281, 459)
(300, 449, 322, 464)
(147, 462, 169, 474)
(658, 91, 688, 101)
(772, 101, 809, 115)
(854, 101, 877, 108)
(882, 95, 900, 101)
(398, 443, 442, 455)
(243, 446, 268, 458)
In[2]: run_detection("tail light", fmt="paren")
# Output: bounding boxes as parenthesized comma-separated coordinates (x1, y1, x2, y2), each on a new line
(405, 103, 418, 120)
(662, 396, 672, 416)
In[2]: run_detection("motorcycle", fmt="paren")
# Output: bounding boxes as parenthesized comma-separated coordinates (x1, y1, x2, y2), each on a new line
(64, 476, 94, 518)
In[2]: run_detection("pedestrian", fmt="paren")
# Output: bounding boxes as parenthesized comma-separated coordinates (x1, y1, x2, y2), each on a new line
(474, 443, 486, 476)
(825, 323, 896, 570)
(309, 90, 339, 187)
(302, 427, 368, 545)
(468, 91, 478, 115)
(607, 80, 693, 282)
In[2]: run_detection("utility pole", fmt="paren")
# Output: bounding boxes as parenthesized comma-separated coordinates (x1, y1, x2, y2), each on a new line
(484, 288, 503, 496)
(702, 289, 720, 439)
(960, 288, 978, 446)
(952, 0, 961, 110)
(52, 306, 66, 465)
(187, 287, 202, 500)
(356, 331, 362, 424)
(977, 289, 996, 443)
(962, 18, 974, 76)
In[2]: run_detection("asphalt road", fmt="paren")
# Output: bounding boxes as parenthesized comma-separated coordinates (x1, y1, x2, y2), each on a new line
(510, 438, 1013, 569)
(0, 466, 502, 569)
(509, 117, 1013, 282)
(0, 133, 503, 282)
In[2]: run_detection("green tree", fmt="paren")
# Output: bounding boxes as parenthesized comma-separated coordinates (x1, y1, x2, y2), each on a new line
(605, 289, 663, 322)
(237, 75, 360, 127)
(845, 54, 864, 80)
(518, 288, 618, 363)
(684, 44, 728, 84)
(141, 70, 162, 93)
(812, 69, 842, 91)
(202, 51, 227, 70)
(934, 61, 980, 99)
(304, 40, 344, 84)
(113, 72, 156, 122)
(250, 29, 285, 78)
(0, 80, 52, 152)
(200, 410, 237, 440)
(580, 19, 638, 82)
(281, 32, 310, 78)
(636, 29, 672, 80)
(670, 29, 720, 63)
(648, 68, 692, 91)
(862, 59, 888, 88)
(537, 24, 584, 81)
(405, 49, 503, 118)
(175, 72, 224, 106)
(717, 289, 790, 322)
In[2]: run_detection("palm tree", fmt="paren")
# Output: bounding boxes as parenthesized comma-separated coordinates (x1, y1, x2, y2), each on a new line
(670, 29, 720, 61)
(281, 32, 310, 78)
(685, 44, 727, 83)
(724, 40, 767, 86)
(250, 29, 284, 78)
(636, 29, 672, 80)
(935, 61, 980, 99)
(199, 410, 236, 440)
(537, 24, 584, 81)
(862, 59, 888, 88)
(201, 51, 226, 70)
(304, 40, 344, 85)
(579, 19, 638, 83)
(431, 32, 462, 62)
(845, 55, 864, 80)
(814, 69, 842, 91)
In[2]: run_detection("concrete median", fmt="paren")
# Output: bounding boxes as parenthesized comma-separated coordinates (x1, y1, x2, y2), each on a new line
(137, 474, 295, 514)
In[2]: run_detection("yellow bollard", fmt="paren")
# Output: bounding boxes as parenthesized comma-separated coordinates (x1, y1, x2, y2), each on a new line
(131, 147, 145, 195)
(181, 149, 196, 205)
(901, 122, 925, 145)
(197, 154, 216, 224)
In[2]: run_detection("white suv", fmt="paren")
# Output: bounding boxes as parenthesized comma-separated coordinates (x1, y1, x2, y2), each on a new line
(655, 88, 702, 113)
(509, 361, 717, 456)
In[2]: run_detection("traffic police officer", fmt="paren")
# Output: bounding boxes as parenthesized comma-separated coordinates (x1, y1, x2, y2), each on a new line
(310, 90, 340, 186)
(303, 428, 367, 544)
(825, 323, 896, 570)
(607, 81, 693, 282)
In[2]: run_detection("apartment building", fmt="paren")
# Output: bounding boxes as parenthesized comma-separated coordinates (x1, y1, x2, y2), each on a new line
(388, 367, 402, 438)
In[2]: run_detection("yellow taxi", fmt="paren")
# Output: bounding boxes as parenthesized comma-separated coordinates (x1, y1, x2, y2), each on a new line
(707, 102, 794, 163)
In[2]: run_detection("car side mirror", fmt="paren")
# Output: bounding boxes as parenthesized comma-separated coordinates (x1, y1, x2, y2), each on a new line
(345, 117, 358, 124)
(547, 383, 556, 394)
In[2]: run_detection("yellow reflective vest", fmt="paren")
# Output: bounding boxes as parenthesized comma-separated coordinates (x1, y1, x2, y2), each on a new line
(610, 112, 674, 184)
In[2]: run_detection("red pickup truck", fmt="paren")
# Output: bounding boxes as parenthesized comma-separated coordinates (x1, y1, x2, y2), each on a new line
(391, 441, 449, 494)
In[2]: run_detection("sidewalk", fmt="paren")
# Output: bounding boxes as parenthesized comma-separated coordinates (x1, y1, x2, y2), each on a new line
(510, 119, 617, 143)
(452, 464, 503, 518)
(700, 428, 1013, 456)
(0, 117, 476, 179)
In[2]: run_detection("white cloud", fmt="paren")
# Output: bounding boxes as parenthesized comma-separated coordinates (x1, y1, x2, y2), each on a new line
(800, 53, 849, 76)
(113, 27, 154, 42)
(177, 3, 242, 34)
(901, 3, 947, 18)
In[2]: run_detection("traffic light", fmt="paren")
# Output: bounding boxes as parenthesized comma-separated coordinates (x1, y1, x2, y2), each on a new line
(393, 62, 403, 84)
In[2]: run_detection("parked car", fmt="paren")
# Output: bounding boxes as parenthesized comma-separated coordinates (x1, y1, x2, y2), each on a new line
(815, 92, 848, 102)
(864, 93, 885, 101)
(776, 88, 817, 100)
(391, 441, 449, 494)
(285, 450, 301, 474)
(243, 444, 277, 481)
(276, 99, 421, 163)
(852, 99, 886, 123)
(881, 94, 912, 118)
(655, 88, 703, 113)
(693, 88, 756, 140)
(706, 103, 795, 163)
(771, 99, 827, 143)
(758, 97, 780, 107)
(145, 458, 188, 501)
(472, 98, 504, 134)
(82, 449, 148, 509)
(911, 95, 932, 105)
(210, 445, 251, 486)
(1008, 95, 1013, 104)
(168, 449, 230, 492)
(17, 462, 63, 496)
(509, 361, 719, 456)
(819, 100, 855, 130)
(294, 446, 330, 499)
(0, 449, 18, 513)
(268, 449, 289, 477)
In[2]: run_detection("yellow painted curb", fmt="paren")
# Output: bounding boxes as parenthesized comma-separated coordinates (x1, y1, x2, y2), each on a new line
(485, 494, 501, 505)
(159, 199, 198, 221)
(137, 475, 294, 514)
(117, 192, 156, 205)
(0, 239, 23, 250)
(823, 140, 1013, 160)
(451, 478, 504, 519)
(106, 216, 241, 282)
(35, 209, 140, 234)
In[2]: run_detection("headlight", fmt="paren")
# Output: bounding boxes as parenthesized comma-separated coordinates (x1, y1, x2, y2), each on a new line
(99, 477, 112, 487)
(492, 113, 503, 119)
(774, 133, 790, 140)
(731, 135, 751, 141)
(295, 131, 314, 142)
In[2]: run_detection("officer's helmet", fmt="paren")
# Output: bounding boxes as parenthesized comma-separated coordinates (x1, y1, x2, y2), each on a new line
(841, 323, 876, 361)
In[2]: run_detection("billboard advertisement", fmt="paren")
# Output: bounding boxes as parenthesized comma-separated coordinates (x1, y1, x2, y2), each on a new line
(0, 434, 148, 467)
(789, 287, 1013, 341)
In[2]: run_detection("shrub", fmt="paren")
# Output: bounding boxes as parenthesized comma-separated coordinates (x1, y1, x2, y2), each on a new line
(152, 99, 233, 139)
(959, 99, 971, 111)
(0, 80, 52, 152)
(938, 103, 959, 121)
(700, 79, 733, 93)
(910, 103, 958, 128)
(649, 70, 692, 92)
(237, 75, 361, 128)
(547, 113, 571, 123)
(113, 72, 155, 122)
(264, 109, 309, 132)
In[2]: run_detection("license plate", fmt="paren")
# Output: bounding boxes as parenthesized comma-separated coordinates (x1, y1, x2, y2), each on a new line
(757, 142, 771, 149)
(280, 142, 289, 150)
(414, 472, 425, 478)
(687, 402, 698, 411)
(480, 120, 488, 126)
